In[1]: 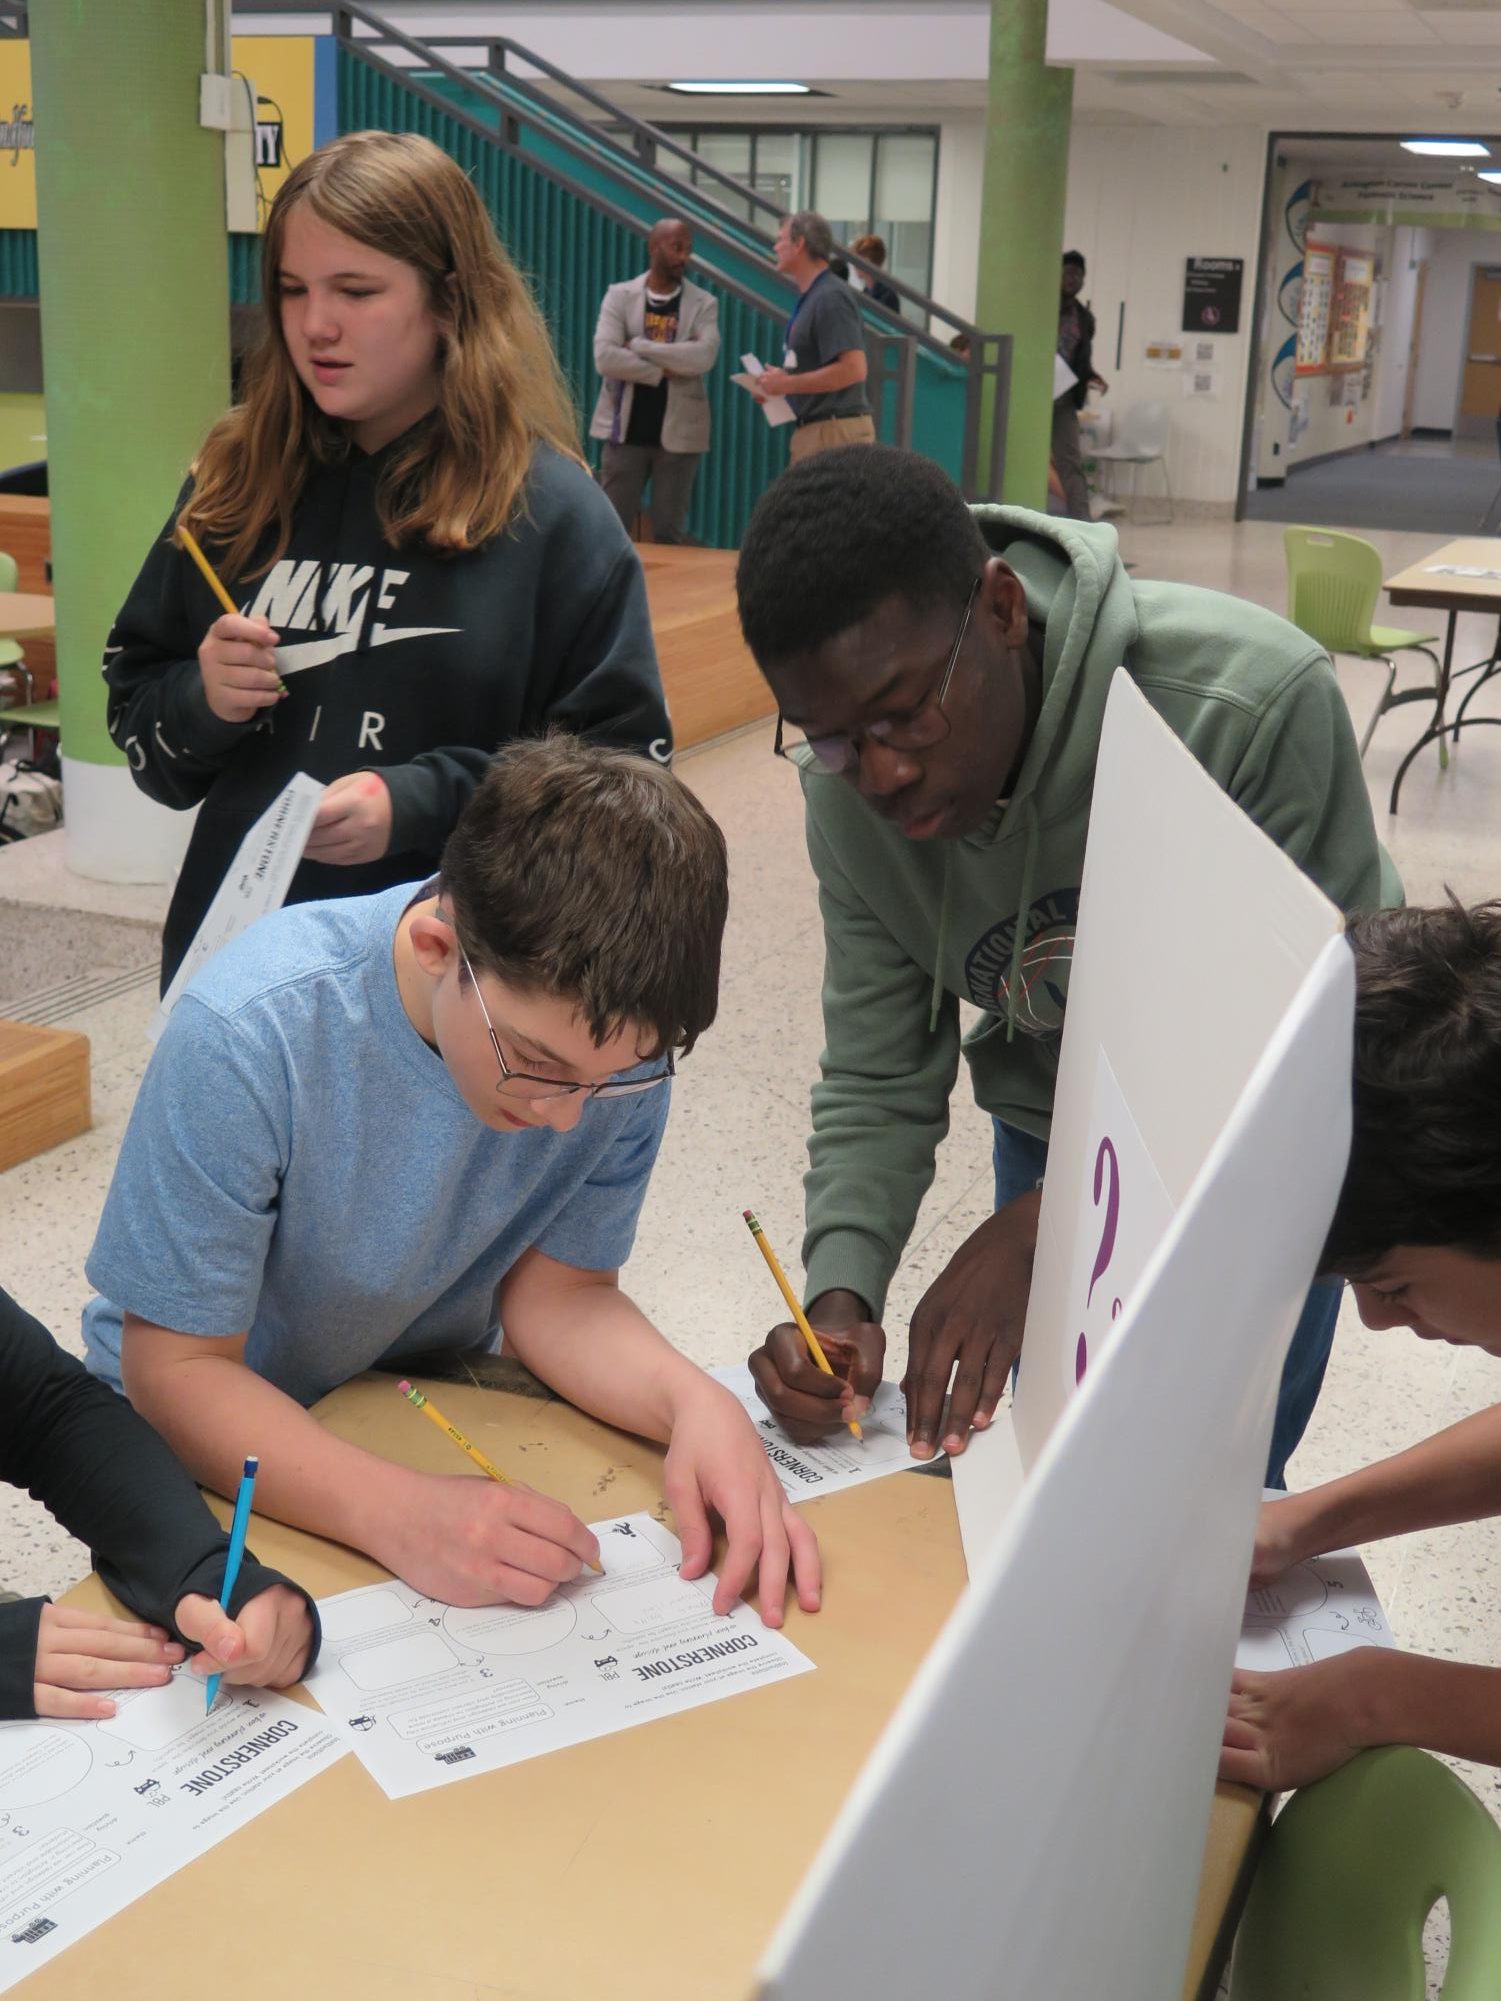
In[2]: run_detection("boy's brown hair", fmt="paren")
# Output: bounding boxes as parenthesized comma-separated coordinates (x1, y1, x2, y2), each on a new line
(1323, 898, 1501, 1275)
(440, 736, 728, 1060)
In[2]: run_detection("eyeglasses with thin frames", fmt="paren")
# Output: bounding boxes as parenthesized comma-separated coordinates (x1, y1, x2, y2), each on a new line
(773, 575, 982, 777)
(454, 937, 675, 1103)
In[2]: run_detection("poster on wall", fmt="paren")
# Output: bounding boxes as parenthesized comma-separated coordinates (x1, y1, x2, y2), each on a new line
(1295, 242, 1337, 375)
(0, 37, 323, 232)
(1181, 256, 1243, 334)
(1327, 250, 1375, 370)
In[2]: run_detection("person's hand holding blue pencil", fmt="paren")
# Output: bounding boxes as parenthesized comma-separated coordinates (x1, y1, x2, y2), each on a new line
(204, 1456, 260, 1712)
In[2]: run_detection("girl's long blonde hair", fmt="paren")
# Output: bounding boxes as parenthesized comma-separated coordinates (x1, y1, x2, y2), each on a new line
(179, 130, 583, 577)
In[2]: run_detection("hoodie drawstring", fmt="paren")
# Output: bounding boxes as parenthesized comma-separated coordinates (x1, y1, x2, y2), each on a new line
(928, 848, 952, 1032)
(1003, 798, 1041, 1044)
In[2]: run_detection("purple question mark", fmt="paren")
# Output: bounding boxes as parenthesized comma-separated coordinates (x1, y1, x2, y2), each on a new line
(1076, 1135, 1121, 1384)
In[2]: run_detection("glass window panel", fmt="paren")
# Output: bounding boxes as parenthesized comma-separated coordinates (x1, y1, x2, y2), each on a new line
(813, 133, 873, 228)
(693, 129, 753, 178)
(753, 131, 806, 214)
(874, 133, 936, 223)
(875, 220, 934, 308)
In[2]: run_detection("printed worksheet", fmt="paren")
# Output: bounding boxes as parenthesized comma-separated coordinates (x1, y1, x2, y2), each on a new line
(1236, 1545, 1395, 1672)
(0, 1671, 345, 1992)
(304, 1512, 814, 1799)
(150, 771, 326, 1041)
(711, 1362, 935, 1500)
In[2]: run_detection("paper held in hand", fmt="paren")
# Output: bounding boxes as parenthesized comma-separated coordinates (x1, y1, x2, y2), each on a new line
(149, 771, 326, 1042)
(732, 352, 797, 428)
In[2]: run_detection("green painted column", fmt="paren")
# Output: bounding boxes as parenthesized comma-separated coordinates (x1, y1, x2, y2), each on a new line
(975, 0, 1074, 510)
(31, 0, 231, 880)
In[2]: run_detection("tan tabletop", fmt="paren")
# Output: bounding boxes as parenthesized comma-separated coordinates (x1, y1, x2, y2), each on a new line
(1385, 537, 1501, 614)
(34, 1374, 1260, 2000)
(0, 591, 54, 640)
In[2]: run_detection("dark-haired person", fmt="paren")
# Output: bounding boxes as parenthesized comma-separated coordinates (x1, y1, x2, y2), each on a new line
(0, 1285, 317, 1720)
(1054, 250, 1107, 521)
(82, 739, 820, 1628)
(850, 235, 901, 315)
(108, 130, 669, 994)
(753, 211, 874, 463)
(735, 444, 1398, 1487)
(1223, 900, 1501, 1791)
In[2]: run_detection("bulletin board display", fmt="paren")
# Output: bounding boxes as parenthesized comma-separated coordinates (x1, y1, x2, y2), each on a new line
(1327, 251, 1375, 371)
(1294, 241, 1337, 375)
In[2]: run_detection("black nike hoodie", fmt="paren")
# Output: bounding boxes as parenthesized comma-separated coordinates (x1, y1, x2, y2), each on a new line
(104, 436, 672, 988)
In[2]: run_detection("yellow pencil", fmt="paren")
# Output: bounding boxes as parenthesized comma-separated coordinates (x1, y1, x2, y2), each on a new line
(396, 1380, 603, 1573)
(742, 1210, 862, 1441)
(175, 523, 240, 618)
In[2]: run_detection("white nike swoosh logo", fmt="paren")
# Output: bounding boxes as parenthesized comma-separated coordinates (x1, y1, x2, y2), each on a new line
(275, 625, 461, 677)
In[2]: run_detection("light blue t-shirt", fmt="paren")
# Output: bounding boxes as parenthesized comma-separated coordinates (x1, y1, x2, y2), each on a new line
(84, 882, 669, 1407)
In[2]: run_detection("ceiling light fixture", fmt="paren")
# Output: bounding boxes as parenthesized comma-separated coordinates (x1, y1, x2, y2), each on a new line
(1480, 170, 1501, 184)
(665, 80, 812, 96)
(1400, 138, 1490, 157)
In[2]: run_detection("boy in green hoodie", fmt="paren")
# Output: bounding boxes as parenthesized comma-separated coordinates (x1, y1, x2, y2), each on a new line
(736, 445, 1397, 1487)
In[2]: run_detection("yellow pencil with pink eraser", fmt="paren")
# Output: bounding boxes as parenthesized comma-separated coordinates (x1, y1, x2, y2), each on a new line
(742, 1210, 863, 1441)
(396, 1380, 603, 1571)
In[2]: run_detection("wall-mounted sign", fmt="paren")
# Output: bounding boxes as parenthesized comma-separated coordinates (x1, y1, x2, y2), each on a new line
(1182, 256, 1243, 334)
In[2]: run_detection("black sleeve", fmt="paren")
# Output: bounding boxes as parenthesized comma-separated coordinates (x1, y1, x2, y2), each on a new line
(103, 484, 262, 811)
(0, 1290, 320, 1720)
(381, 487, 672, 856)
(1072, 304, 1097, 408)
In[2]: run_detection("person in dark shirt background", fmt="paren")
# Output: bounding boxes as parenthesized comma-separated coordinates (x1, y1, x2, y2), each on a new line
(0, 1286, 316, 1721)
(851, 233, 902, 314)
(106, 130, 671, 993)
(1053, 249, 1109, 522)
(591, 218, 721, 546)
(754, 210, 874, 464)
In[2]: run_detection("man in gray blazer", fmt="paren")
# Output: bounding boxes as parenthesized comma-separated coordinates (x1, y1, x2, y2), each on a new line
(591, 219, 721, 544)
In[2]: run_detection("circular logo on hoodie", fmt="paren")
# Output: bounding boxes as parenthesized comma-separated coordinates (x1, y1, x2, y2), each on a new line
(965, 889, 1079, 1036)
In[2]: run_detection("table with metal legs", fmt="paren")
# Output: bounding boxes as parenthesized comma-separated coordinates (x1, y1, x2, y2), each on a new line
(1383, 538, 1501, 814)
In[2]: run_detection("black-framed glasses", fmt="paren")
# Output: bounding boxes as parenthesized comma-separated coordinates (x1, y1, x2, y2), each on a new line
(454, 937, 675, 1103)
(773, 575, 981, 777)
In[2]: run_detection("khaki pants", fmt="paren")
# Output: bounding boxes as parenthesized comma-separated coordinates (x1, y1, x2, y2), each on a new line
(789, 414, 877, 463)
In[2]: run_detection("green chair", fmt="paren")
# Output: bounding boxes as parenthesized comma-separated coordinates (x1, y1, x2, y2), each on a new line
(1284, 526, 1443, 760)
(1230, 1746, 1501, 1999)
(0, 550, 30, 709)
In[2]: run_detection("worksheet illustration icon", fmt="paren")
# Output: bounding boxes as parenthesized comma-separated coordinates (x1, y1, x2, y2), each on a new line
(0, 1727, 91, 1810)
(443, 1599, 577, 1657)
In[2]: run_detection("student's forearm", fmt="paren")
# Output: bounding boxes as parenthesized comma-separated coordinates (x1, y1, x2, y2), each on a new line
(1285, 1403, 1501, 1557)
(124, 1344, 419, 1562)
(1351, 1648, 1501, 1767)
(503, 1278, 704, 1445)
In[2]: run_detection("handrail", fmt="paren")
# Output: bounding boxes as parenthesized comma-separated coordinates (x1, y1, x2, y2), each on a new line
(331, 16, 817, 337)
(253, 0, 980, 343)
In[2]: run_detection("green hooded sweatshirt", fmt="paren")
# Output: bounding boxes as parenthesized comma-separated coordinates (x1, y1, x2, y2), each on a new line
(799, 504, 1399, 1322)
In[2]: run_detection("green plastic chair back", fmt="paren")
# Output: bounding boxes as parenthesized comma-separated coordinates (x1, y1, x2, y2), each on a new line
(1284, 525, 1387, 657)
(0, 548, 22, 669)
(1231, 1747, 1501, 2000)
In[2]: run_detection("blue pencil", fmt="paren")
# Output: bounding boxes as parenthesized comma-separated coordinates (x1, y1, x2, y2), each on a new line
(205, 1456, 259, 1713)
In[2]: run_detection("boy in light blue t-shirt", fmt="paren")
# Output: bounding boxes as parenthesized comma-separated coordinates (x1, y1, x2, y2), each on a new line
(85, 738, 821, 1626)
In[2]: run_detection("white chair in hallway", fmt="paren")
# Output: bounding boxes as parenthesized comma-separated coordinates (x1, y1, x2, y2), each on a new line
(1093, 399, 1174, 523)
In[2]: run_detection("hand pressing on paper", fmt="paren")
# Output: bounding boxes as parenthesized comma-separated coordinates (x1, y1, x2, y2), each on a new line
(372, 1469, 602, 1609)
(747, 1289, 884, 1446)
(32, 1605, 186, 1720)
(177, 1584, 313, 1693)
(302, 770, 393, 866)
(198, 612, 283, 724)
(1219, 1656, 1375, 1792)
(756, 366, 795, 398)
(662, 1377, 822, 1629)
(902, 1187, 1041, 1460)
(1249, 1493, 1316, 1590)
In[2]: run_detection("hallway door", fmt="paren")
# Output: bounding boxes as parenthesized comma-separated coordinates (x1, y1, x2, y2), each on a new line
(1458, 265, 1501, 440)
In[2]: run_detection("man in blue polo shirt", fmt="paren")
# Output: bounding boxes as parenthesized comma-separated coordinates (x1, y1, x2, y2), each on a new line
(754, 209, 875, 464)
